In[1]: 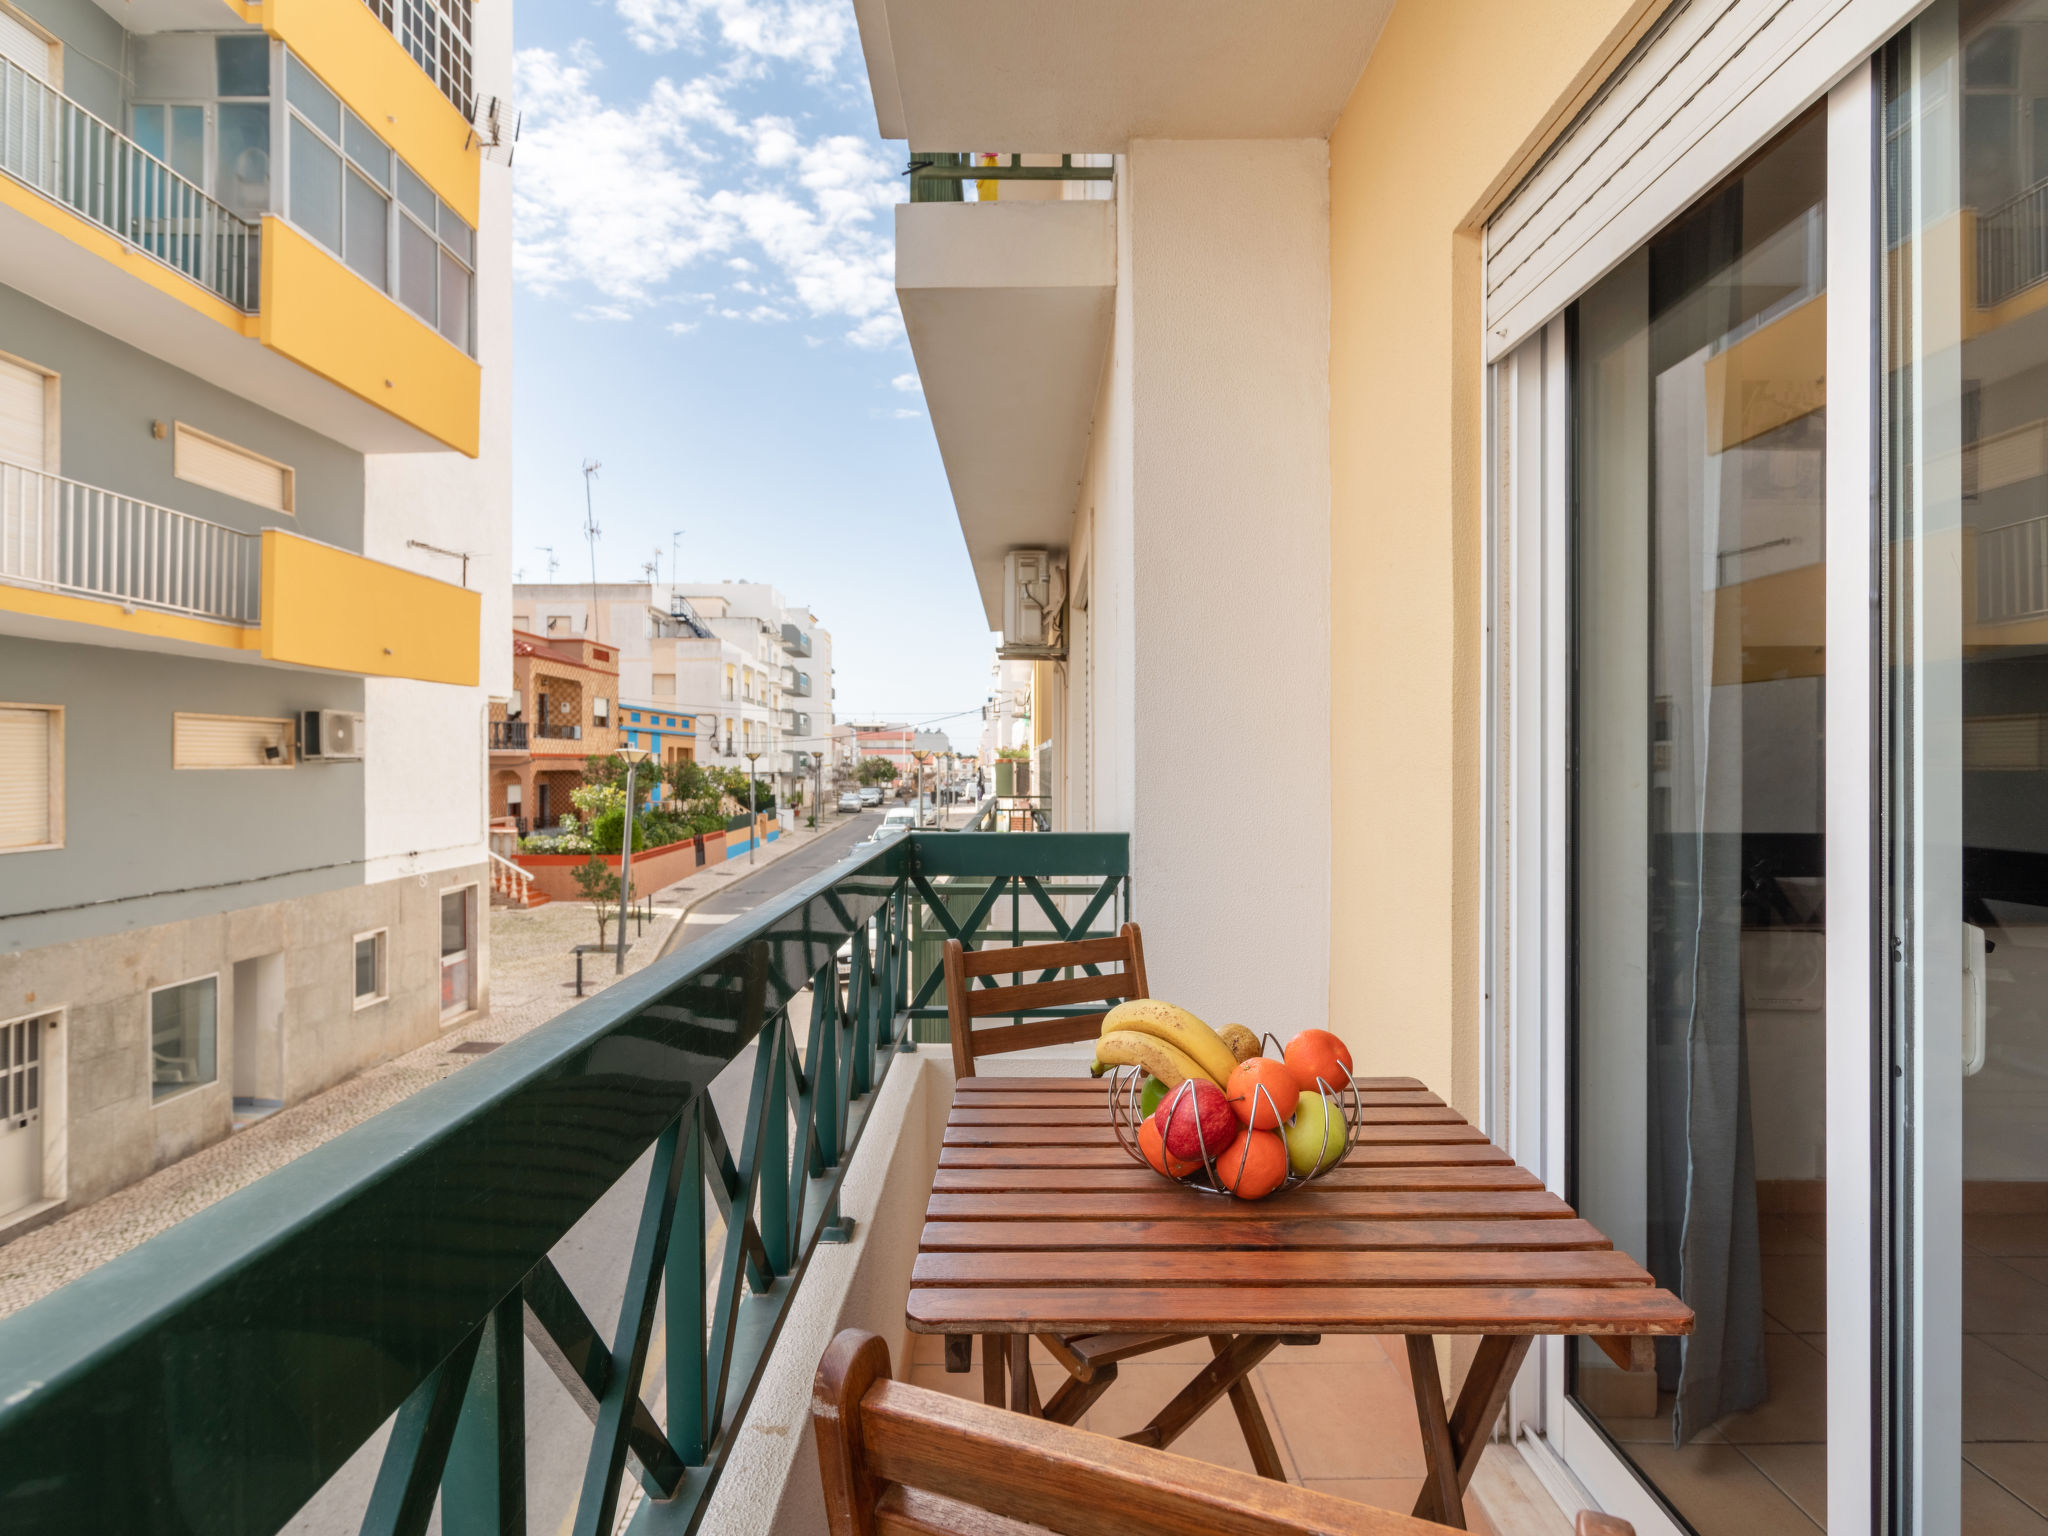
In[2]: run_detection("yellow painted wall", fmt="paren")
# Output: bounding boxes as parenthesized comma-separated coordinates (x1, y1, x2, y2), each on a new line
(1326, 1, 1657, 1114)
(258, 218, 481, 456)
(259, 0, 480, 226)
(0, 583, 260, 651)
(260, 530, 480, 685)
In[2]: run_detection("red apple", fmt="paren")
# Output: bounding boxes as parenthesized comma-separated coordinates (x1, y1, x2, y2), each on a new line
(1153, 1079, 1235, 1163)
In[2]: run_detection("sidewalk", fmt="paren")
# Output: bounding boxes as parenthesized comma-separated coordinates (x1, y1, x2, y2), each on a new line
(0, 814, 845, 1319)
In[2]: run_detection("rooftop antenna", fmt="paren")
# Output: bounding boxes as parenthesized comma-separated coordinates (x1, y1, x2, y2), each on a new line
(537, 545, 559, 580)
(642, 552, 660, 584)
(581, 459, 602, 642)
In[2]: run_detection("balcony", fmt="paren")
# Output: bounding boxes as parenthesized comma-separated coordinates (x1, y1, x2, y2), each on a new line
(534, 722, 584, 741)
(782, 621, 813, 656)
(489, 720, 529, 751)
(0, 832, 1132, 1531)
(0, 460, 479, 682)
(0, 57, 260, 312)
(791, 671, 813, 698)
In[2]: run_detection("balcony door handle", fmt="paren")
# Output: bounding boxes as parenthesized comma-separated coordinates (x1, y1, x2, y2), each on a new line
(1963, 921, 1989, 1077)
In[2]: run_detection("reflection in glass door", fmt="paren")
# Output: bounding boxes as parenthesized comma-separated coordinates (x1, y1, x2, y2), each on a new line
(1887, 4, 2048, 1530)
(1570, 105, 1831, 1532)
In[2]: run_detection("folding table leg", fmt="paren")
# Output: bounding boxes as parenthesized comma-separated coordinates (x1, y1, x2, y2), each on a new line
(981, 1333, 1006, 1408)
(1122, 1334, 1281, 1453)
(1405, 1333, 1534, 1531)
(1209, 1335, 1287, 1481)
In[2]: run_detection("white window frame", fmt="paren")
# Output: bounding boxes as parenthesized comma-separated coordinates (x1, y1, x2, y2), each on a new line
(0, 1, 61, 89)
(147, 972, 221, 1106)
(172, 421, 295, 514)
(438, 882, 478, 1024)
(172, 712, 296, 770)
(0, 1006, 66, 1231)
(1483, 52, 1883, 1536)
(0, 345, 58, 473)
(0, 702, 63, 854)
(352, 927, 388, 1010)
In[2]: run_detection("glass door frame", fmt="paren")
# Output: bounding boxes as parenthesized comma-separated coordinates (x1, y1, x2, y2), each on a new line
(1485, 60, 1884, 1536)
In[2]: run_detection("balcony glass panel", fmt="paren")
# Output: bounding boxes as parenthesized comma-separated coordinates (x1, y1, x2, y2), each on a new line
(285, 53, 340, 141)
(1570, 103, 1827, 1516)
(398, 211, 436, 322)
(215, 34, 269, 99)
(344, 168, 389, 286)
(397, 159, 436, 226)
(343, 109, 391, 188)
(215, 103, 270, 218)
(438, 248, 470, 350)
(289, 119, 343, 253)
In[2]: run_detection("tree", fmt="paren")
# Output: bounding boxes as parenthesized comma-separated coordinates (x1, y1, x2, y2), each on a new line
(571, 855, 620, 950)
(857, 757, 898, 786)
(582, 753, 655, 809)
(665, 756, 714, 803)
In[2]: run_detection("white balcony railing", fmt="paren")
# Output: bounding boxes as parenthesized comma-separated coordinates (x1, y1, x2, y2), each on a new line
(0, 460, 261, 624)
(0, 57, 261, 311)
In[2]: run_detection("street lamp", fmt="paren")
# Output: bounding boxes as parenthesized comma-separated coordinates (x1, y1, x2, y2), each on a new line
(910, 748, 934, 829)
(744, 749, 763, 864)
(615, 745, 651, 975)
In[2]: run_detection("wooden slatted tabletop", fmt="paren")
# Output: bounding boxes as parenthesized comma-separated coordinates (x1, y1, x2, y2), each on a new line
(907, 1074, 1692, 1531)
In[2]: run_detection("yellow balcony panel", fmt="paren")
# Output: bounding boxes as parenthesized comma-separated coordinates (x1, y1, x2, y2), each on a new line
(259, 219, 481, 457)
(260, 529, 479, 685)
(263, 0, 480, 226)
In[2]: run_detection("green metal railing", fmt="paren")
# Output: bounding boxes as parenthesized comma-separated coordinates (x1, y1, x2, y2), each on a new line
(907, 151, 1114, 203)
(0, 831, 1128, 1536)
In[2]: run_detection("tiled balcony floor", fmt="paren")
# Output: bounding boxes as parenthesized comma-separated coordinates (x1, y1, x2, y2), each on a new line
(906, 1331, 1501, 1531)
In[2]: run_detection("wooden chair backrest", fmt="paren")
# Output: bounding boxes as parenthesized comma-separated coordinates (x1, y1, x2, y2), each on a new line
(813, 1330, 1634, 1536)
(940, 921, 1149, 1079)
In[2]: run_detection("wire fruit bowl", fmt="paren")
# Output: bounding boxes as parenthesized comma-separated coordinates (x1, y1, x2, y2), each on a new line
(1103, 1032, 1362, 1199)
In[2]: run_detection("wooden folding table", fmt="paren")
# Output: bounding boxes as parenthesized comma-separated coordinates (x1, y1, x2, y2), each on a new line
(907, 1074, 1693, 1530)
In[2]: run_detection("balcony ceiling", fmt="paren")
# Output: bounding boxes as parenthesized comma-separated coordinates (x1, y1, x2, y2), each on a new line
(87, 0, 261, 33)
(896, 200, 1114, 627)
(854, 0, 1393, 146)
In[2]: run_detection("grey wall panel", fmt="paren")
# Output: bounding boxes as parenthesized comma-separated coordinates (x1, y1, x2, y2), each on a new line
(14, 0, 124, 124)
(0, 637, 367, 951)
(0, 286, 365, 548)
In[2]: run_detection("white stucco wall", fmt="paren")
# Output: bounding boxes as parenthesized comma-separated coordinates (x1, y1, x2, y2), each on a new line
(1125, 139, 1331, 1031)
(360, 0, 514, 880)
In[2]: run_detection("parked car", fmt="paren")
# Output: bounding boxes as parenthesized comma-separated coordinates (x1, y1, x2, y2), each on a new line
(836, 790, 863, 813)
(859, 786, 883, 806)
(878, 807, 917, 834)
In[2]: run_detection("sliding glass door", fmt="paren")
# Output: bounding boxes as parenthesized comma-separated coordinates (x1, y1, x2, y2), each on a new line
(1886, 5, 2048, 1529)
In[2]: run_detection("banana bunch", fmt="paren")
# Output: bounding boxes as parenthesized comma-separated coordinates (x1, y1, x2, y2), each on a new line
(1090, 999, 1239, 1088)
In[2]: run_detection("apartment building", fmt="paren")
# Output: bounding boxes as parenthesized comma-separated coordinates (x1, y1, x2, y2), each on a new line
(868, 0, 2048, 1529)
(488, 633, 623, 830)
(0, 0, 510, 1230)
(517, 579, 833, 803)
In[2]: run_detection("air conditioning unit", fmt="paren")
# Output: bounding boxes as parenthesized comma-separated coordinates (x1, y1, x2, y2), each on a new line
(1000, 550, 1065, 659)
(301, 709, 366, 761)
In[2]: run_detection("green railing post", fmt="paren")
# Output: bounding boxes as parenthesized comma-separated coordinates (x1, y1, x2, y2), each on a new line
(666, 1103, 708, 1465)
(442, 1297, 525, 1536)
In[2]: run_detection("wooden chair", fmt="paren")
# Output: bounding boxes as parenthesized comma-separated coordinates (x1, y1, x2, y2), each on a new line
(814, 1329, 1636, 1536)
(939, 921, 1150, 1081)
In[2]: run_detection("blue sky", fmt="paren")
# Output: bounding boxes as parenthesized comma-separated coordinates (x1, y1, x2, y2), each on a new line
(508, 0, 993, 740)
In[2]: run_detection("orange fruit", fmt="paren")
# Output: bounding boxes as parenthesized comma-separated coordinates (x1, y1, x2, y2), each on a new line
(1214, 1126, 1289, 1200)
(1138, 1115, 1201, 1180)
(1283, 1029, 1354, 1093)
(1225, 1057, 1301, 1131)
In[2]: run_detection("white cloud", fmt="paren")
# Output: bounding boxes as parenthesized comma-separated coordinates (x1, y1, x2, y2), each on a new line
(891, 372, 921, 393)
(893, 407, 922, 419)
(667, 320, 699, 334)
(613, 0, 853, 77)
(578, 303, 635, 321)
(513, 43, 906, 348)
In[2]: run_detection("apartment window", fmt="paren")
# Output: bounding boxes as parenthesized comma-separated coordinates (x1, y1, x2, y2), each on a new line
(439, 886, 475, 1020)
(284, 52, 475, 355)
(653, 674, 676, 699)
(353, 930, 387, 1008)
(0, 3, 58, 85)
(358, 0, 473, 121)
(0, 705, 61, 852)
(150, 975, 218, 1100)
(174, 713, 294, 769)
(129, 36, 272, 219)
(723, 665, 734, 700)
(593, 697, 610, 727)
(173, 424, 293, 514)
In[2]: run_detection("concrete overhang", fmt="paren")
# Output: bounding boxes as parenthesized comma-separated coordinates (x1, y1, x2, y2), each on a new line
(854, 0, 1392, 146)
(896, 200, 1114, 627)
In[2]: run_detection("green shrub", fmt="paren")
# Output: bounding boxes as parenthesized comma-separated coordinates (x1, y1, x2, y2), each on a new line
(588, 807, 648, 855)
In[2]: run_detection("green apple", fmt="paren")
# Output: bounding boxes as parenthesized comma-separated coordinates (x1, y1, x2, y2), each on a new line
(1138, 1075, 1170, 1119)
(1283, 1090, 1348, 1177)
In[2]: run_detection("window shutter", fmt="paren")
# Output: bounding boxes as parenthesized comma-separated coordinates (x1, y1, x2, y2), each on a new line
(173, 424, 292, 513)
(174, 713, 294, 769)
(0, 356, 47, 471)
(0, 707, 54, 848)
(1484, 0, 1892, 359)
(0, 8, 53, 85)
